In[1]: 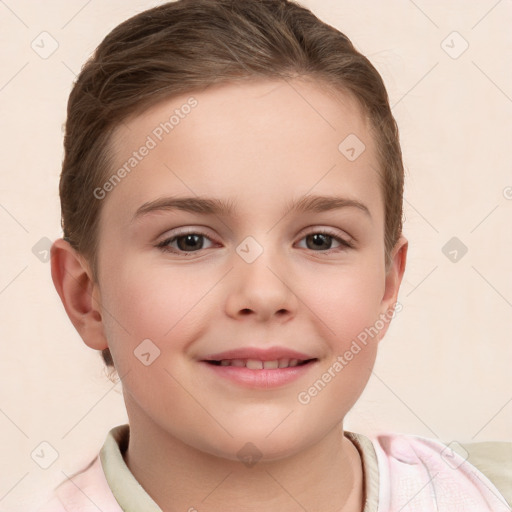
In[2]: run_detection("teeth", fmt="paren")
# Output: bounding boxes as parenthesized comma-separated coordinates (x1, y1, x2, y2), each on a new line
(214, 358, 309, 369)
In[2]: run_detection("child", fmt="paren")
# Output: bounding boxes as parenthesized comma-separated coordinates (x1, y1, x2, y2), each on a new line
(40, 0, 511, 510)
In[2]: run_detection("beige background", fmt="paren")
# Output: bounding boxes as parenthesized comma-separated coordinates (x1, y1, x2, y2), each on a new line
(0, 0, 511, 510)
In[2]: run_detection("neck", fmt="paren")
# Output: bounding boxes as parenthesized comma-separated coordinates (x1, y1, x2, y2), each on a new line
(123, 401, 364, 512)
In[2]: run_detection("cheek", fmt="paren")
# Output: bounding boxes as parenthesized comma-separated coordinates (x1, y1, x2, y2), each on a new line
(97, 257, 212, 368)
(295, 269, 382, 414)
(300, 261, 385, 343)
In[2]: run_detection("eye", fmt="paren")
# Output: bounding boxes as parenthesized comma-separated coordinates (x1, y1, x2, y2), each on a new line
(156, 228, 354, 256)
(295, 229, 354, 254)
(156, 230, 217, 254)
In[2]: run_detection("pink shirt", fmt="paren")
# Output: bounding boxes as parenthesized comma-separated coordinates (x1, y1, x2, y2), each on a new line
(35, 424, 512, 511)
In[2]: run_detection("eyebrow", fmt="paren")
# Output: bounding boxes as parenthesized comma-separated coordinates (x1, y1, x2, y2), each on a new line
(132, 194, 371, 222)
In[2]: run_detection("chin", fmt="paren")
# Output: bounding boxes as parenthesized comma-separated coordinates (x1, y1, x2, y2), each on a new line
(198, 423, 324, 465)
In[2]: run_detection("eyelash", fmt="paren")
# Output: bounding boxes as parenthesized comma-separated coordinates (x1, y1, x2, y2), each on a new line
(156, 228, 354, 256)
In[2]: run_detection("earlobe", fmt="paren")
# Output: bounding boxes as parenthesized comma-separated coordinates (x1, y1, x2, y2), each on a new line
(50, 238, 109, 351)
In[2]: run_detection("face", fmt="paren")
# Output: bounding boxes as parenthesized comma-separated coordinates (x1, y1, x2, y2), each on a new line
(92, 78, 404, 461)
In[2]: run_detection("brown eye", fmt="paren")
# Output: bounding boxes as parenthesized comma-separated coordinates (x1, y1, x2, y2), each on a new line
(157, 231, 216, 254)
(297, 230, 353, 253)
(305, 233, 334, 250)
(175, 234, 204, 251)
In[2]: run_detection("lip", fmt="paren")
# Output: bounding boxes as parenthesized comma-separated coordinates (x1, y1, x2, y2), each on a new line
(199, 346, 318, 389)
(200, 360, 318, 389)
(201, 346, 315, 361)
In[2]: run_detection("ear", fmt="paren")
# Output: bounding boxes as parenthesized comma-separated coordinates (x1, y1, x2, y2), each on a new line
(50, 238, 108, 351)
(377, 235, 408, 340)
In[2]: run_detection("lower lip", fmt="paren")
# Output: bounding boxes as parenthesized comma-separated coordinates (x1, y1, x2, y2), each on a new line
(200, 361, 317, 389)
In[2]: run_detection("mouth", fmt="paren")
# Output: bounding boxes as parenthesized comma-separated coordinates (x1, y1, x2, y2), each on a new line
(199, 347, 319, 388)
(204, 358, 317, 369)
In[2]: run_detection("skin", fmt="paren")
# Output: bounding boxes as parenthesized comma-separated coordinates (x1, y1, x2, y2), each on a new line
(51, 78, 407, 512)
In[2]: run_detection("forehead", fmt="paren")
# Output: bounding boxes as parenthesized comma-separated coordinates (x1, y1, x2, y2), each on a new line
(103, 78, 382, 226)
(111, 78, 371, 155)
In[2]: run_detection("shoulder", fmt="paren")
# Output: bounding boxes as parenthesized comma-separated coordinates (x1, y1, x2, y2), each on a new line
(454, 439, 512, 506)
(33, 455, 123, 512)
(370, 431, 512, 511)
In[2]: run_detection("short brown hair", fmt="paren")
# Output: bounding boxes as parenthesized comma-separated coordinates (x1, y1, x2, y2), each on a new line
(59, 0, 404, 370)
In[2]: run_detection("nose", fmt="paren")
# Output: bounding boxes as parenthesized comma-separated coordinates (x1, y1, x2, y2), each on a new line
(224, 243, 299, 322)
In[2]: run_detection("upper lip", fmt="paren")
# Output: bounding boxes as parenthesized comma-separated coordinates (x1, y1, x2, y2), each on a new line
(201, 347, 317, 362)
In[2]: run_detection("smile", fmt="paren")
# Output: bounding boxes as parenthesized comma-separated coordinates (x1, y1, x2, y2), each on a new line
(201, 358, 318, 389)
(206, 358, 316, 369)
